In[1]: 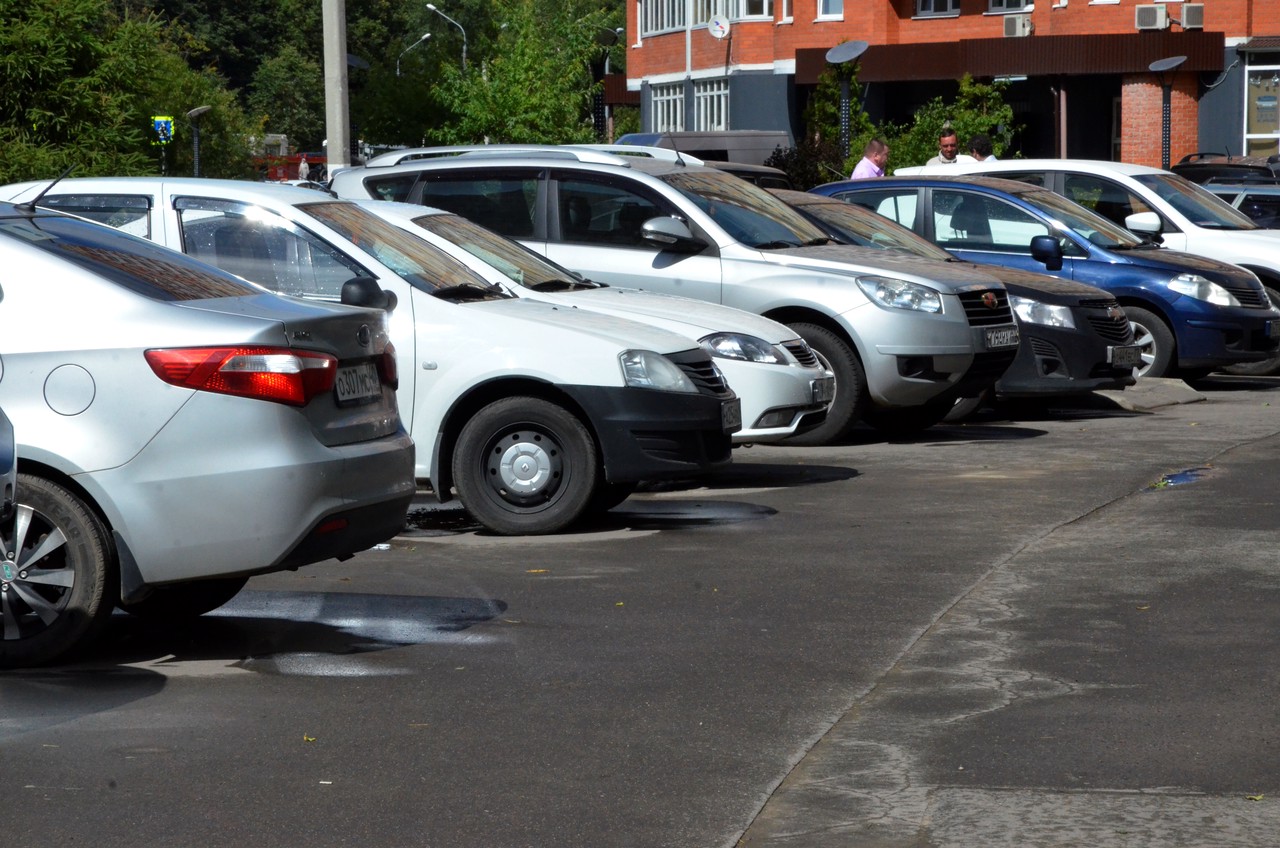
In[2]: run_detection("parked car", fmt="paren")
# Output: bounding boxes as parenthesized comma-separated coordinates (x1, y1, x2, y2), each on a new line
(352, 199, 833, 445)
(775, 189, 1138, 411)
(0, 200, 416, 667)
(1201, 181, 1280, 229)
(816, 175, 1280, 380)
(896, 158, 1280, 375)
(1170, 152, 1280, 185)
(331, 144, 1022, 441)
(0, 406, 13, 523)
(0, 178, 740, 535)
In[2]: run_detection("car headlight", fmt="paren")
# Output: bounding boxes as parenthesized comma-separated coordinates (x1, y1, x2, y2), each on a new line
(856, 276, 943, 313)
(1168, 273, 1240, 307)
(619, 349, 698, 393)
(700, 333, 787, 364)
(1010, 295, 1075, 329)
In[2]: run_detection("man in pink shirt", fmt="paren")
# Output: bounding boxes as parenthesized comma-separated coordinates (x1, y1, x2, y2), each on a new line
(850, 139, 889, 180)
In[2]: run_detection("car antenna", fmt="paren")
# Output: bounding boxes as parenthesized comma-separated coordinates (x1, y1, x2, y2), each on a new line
(17, 164, 77, 212)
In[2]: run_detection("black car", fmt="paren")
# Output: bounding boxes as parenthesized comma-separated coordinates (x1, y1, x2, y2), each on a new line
(1171, 152, 1280, 185)
(774, 189, 1139, 413)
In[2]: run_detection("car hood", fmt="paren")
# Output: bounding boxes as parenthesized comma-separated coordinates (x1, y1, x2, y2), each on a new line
(551, 287, 796, 343)
(1111, 243, 1262, 283)
(466, 296, 699, 355)
(759, 243, 1007, 293)
(1184, 227, 1280, 263)
(953, 261, 1115, 303)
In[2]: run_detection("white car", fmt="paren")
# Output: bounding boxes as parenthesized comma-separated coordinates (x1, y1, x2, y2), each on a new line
(897, 158, 1280, 374)
(1, 178, 741, 536)
(354, 200, 834, 445)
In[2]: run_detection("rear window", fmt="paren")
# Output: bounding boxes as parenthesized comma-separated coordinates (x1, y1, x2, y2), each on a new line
(0, 212, 259, 301)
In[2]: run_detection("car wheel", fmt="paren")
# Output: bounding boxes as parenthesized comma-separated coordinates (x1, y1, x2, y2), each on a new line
(1, 475, 114, 668)
(1222, 287, 1280, 377)
(453, 397, 599, 536)
(586, 481, 639, 515)
(1125, 307, 1176, 378)
(863, 394, 958, 435)
(783, 323, 869, 446)
(118, 575, 249, 623)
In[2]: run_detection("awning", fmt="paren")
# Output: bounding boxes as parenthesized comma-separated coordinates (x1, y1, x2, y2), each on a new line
(1236, 36, 1280, 53)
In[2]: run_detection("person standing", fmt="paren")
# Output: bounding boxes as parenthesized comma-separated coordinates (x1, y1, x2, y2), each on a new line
(968, 133, 997, 161)
(926, 129, 965, 165)
(850, 139, 889, 180)
(297, 153, 310, 181)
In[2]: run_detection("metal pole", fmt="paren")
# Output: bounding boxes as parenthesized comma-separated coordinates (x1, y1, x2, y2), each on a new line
(1161, 82, 1173, 170)
(323, 0, 351, 173)
(839, 78, 851, 157)
(192, 123, 201, 177)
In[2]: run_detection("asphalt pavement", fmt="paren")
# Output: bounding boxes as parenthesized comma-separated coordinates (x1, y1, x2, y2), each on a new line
(2, 376, 1279, 848)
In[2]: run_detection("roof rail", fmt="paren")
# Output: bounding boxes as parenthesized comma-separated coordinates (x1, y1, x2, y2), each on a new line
(569, 144, 706, 166)
(362, 144, 639, 169)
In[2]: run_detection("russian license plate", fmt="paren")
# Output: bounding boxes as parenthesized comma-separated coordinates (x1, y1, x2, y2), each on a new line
(1109, 344, 1143, 369)
(812, 376, 835, 404)
(985, 326, 1020, 349)
(334, 361, 381, 405)
(1268, 319, 1279, 339)
(721, 398, 742, 433)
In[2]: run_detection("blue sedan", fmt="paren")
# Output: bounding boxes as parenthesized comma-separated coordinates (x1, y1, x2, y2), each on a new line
(812, 175, 1280, 379)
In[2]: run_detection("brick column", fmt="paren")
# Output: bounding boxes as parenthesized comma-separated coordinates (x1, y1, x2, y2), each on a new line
(1120, 73, 1199, 168)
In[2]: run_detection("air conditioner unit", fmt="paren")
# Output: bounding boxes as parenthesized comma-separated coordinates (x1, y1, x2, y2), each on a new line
(1181, 3, 1204, 29)
(1135, 4, 1170, 30)
(1003, 13, 1033, 37)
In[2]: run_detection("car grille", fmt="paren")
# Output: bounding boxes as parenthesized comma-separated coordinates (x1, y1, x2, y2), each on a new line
(782, 340, 820, 369)
(1081, 300, 1134, 344)
(665, 349, 732, 397)
(1221, 279, 1270, 308)
(958, 289, 1015, 326)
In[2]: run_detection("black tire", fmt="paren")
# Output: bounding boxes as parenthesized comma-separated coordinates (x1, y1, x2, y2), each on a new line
(118, 575, 249, 623)
(452, 397, 599, 535)
(0, 475, 114, 668)
(1222, 287, 1280, 377)
(864, 394, 958, 435)
(783, 322, 869, 446)
(1125, 306, 1176, 378)
(586, 481, 639, 515)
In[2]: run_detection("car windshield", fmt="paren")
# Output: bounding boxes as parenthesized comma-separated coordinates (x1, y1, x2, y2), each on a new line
(659, 170, 831, 248)
(1133, 173, 1259, 230)
(1017, 188, 1144, 248)
(801, 200, 954, 260)
(411, 212, 592, 290)
(0, 212, 259, 301)
(302, 201, 507, 296)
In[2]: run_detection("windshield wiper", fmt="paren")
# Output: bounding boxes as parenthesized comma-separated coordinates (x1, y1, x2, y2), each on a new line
(753, 240, 802, 249)
(802, 237, 839, 246)
(431, 282, 508, 301)
(527, 278, 596, 292)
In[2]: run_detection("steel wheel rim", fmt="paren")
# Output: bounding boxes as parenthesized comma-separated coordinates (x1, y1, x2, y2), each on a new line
(485, 428, 564, 506)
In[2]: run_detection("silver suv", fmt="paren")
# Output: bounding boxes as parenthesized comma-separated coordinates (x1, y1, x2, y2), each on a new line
(333, 146, 1020, 442)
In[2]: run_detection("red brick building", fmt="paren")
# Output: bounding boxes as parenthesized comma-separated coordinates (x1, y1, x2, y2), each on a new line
(624, 0, 1280, 166)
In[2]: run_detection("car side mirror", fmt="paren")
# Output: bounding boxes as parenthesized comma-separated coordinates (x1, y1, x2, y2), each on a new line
(1125, 211, 1164, 245)
(641, 216, 706, 253)
(341, 276, 398, 312)
(1029, 235, 1064, 272)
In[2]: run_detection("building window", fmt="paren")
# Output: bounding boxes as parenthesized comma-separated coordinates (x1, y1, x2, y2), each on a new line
(694, 78, 730, 131)
(818, 0, 843, 17)
(780, 0, 792, 20)
(693, 0, 726, 22)
(1244, 63, 1280, 159)
(735, 0, 773, 17)
(652, 82, 685, 132)
(916, 0, 959, 15)
(988, 0, 1030, 9)
(641, 0, 687, 36)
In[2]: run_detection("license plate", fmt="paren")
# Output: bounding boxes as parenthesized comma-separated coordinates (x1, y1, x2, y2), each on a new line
(811, 376, 835, 404)
(721, 398, 742, 433)
(1109, 344, 1143, 369)
(1268, 320, 1279, 339)
(334, 361, 382, 405)
(985, 326, 1020, 349)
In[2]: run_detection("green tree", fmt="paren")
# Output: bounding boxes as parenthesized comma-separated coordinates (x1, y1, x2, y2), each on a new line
(883, 75, 1017, 169)
(247, 45, 325, 151)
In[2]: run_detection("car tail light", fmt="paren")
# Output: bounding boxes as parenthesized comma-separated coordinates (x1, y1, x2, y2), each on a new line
(145, 347, 337, 406)
(378, 343, 399, 390)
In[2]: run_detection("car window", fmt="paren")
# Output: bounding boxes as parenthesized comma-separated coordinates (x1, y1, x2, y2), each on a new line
(1133, 173, 1258, 230)
(418, 170, 540, 239)
(1, 212, 258, 301)
(175, 197, 366, 300)
(38, 194, 152, 238)
(987, 171, 1047, 188)
(361, 174, 418, 203)
(1062, 174, 1156, 228)
(660, 169, 828, 247)
(554, 174, 669, 248)
(933, 190, 1053, 253)
(798, 199, 953, 260)
(1239, 193, 1280, 228)
(834, 188, 918, 229)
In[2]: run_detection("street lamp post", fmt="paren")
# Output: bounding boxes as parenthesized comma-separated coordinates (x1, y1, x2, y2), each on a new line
(186, 105, 211, 178)
(397, 32, 431, 77)
(1149, 55, 1187, 170)
(426, 3, 466, 71)
(825, 41, 869, 157)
